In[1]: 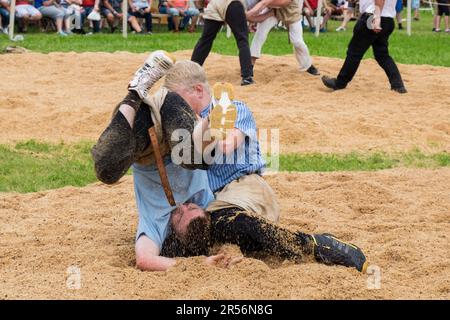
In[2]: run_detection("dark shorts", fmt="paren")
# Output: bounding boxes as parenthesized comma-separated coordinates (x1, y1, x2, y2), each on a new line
(438, 1, 450, 16)
(101, 7, 122, 17)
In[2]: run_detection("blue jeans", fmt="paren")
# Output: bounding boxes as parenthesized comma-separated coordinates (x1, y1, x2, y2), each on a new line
(159, 6, 189, 30)
(0, 7, 10, 28)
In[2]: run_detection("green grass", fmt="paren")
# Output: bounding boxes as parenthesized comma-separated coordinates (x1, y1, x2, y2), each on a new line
(278, 149, 450, 172)
(1, 140, 449, 193)
(1, 11, 449, 66)
(0, 140, 97, 193)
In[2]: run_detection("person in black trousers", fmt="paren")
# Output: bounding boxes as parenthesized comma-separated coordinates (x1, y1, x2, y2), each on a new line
(191, 0, 254, 86)
(322, 0, 407, 93)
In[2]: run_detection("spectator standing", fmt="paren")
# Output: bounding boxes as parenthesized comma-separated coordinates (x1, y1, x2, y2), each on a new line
(433, 0, 449, 32)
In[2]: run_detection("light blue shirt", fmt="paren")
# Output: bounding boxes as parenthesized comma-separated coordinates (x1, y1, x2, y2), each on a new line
(201, 100, 265, 193)
(133, 157, 214, 249)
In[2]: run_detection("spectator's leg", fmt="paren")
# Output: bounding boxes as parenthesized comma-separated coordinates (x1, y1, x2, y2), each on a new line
(434, 14, 441, 31)
(187, 8, 199, 32)
(61, 8, 72, 33)
(93, 19, 100, 33)
(16, 10, 27, 33)
(303, 8, 314, 29)
(396, 12, 403, 29)
(225, 1, 253, 79)
(39, 6, 61, 32)
(169, 8, 180, 32)
(128, 14, 142, 33)
(104, 9, 115, 32)
(144, 11, 152, 32)
(188, 16, 197, 32)
(0, 8, 10, 29)
(85, 7, 100, 33)
(335, 16, 375, 88)
(72, 9, 84, 33)
(191, 19, 222, 65)
(340, 7, 353, 29)
(159, 6, 174, 30)
(321, 8, 332, 30)
(55, 18, 64, 33)
(372, 18, 405, 90)
(250, 16, 278, 65)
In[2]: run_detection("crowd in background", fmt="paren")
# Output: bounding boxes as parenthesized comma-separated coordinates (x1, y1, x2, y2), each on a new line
(0, 0, 448, 36)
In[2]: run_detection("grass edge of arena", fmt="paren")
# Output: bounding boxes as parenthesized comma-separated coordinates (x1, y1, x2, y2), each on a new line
(10, 0, 449, 41)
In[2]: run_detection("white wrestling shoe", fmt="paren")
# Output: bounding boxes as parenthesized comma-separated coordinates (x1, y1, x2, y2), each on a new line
(128, 50, 175, 99)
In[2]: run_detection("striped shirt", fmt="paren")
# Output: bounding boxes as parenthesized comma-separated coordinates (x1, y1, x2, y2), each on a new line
(200, 100, 265, 193)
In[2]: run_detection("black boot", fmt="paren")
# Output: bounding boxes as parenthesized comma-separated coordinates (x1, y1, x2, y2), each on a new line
(321, 76, 345, 91)
(241, 77, 255, 86)
(306, 64, 320, 76)
(311, 233, 368, 272)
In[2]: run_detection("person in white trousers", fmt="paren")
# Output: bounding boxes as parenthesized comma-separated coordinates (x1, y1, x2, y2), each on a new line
(246, 0, 320, 75)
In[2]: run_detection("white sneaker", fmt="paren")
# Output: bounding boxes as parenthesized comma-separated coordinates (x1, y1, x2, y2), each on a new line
(128, 50, 175, 99)
(336, 26, 346, 32)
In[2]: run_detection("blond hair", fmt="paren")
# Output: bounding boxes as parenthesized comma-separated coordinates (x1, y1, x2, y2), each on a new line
(164, 60, 210, 93)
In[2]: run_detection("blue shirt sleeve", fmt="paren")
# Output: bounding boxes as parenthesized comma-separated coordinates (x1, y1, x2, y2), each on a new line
(233, 101, 258, 140)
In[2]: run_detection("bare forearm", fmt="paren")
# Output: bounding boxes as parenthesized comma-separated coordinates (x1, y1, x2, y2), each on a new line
(375, 0, 385, 12)
(246, 10, 274, 23)
(103, 0, 115, 12)
(137, 256, 177, 271)
(265, 0, 291, 7)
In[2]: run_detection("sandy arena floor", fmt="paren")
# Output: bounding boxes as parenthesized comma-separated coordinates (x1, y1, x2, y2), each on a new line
(0, 51, 449, 153)
(0, 51, 449, 299)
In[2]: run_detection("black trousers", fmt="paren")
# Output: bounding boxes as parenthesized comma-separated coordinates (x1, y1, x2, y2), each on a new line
(336, 15, 405, 89)
(161, 207, 312, 261)
(191, 1, 253, 78)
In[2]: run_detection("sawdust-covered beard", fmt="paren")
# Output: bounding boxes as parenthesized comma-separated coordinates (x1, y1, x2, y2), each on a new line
(169, 204, 212, 256)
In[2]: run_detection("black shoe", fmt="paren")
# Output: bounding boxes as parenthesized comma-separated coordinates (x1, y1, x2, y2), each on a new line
(306, 64, 320, 76)
(398, 23, 403, 30)
(73, 28, 86, 35)
(321, 75, 344, 91)
(392, 86, 407, 94)
(241, 77, 255, 86)
(311, 233, 368, 272)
